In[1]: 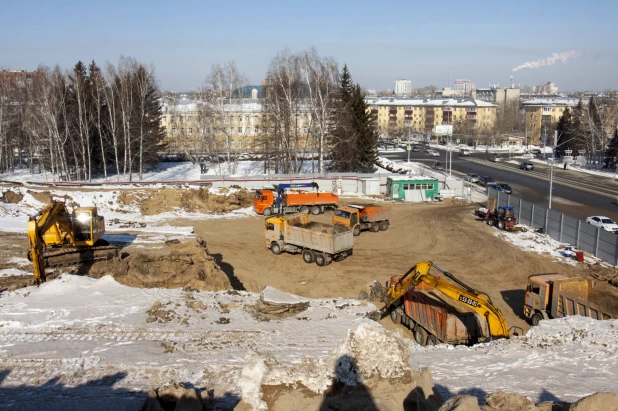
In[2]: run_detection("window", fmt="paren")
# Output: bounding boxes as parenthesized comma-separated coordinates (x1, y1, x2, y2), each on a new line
(255, 127, 259, 133)
(238, 116, 242, 121)
(230, 140, 235, 148)
(238, 127, 242, 133)
(528, 283, 541, 294)
(245, 116, 249, 122)
(172, 128, 177, 136)
(246, 140, 251, 149)
(403, 184, 409, 190)
(188, 128, 192, 135)
(266, 223, 274, 231)
(238, 140, 243, 149)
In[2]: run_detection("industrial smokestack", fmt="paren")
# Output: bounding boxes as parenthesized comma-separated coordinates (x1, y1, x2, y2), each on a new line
(511, 50, 582, 72)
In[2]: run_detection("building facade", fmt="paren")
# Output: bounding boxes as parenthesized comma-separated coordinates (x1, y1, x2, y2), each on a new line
(522, 98, 579, 143)
(394, 80, 412, 96)
(366, 98, 497, 135)
(473, 87, 520, 107)
(454, 79, 475, 95)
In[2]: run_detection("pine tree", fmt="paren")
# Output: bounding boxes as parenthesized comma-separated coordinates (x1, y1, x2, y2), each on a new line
(339, 64, 353, 104)
(604, 126, 618, 170)
(328, 64, 357, 172)
(351, 84, 378, 173)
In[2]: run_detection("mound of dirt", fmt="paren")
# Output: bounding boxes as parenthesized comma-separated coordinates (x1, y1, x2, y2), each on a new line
(87, 237, 232, 291)
(26, 190, 54, 204)
(118, 187, 254, 216)
(0, 190, 23, 203)
(444, 197, 470, 206)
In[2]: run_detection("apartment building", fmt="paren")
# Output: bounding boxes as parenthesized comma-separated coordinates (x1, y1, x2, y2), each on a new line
(522, 98, 579, 143)
(160, 100, 313, 152)
(394, 80, 412, 96)
(367, 98, 497, 135)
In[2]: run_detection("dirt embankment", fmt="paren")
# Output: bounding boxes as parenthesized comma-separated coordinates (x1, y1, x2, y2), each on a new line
(87, 237, 232, 291)
(0, 190, 24, 203)
(118, 187, 254, 215)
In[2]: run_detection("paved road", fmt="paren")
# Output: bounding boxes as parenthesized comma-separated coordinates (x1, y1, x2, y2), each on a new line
(381, 148, 618, 221)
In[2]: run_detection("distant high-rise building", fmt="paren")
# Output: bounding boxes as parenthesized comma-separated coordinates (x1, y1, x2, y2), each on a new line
(533, 81, 559, 95)
(394, 79, 412, 96)
(453, 79, 475, 95)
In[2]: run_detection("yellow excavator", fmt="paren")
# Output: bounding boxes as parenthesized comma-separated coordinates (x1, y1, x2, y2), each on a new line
(370, 261, 516, 345)
(27, 201, 119, 284)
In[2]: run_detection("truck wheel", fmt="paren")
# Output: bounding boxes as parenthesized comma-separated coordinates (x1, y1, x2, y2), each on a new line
(498, 220, 505, 230)
(270, 242, 282, 255)
(311, 206, 321, 215)
(315, 253, 327, 266)
(379, 221, 389, 231)
(426, 335, 439, 346)
(487, 219, 494, 227)
(413, 326, 428, 346)
(302, 249, 315, 264)
(531, 313, 543, 326)
(353, 226, 361, 236)
(263, 208, 272, 216)
(370, 223, 379, 232)
(390, 308, 401, 324)
(300, 206, 310, 214)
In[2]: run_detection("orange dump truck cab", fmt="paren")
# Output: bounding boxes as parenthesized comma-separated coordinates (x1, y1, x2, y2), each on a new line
(253, 189, 338, 216)
(333, 204, 391, 236)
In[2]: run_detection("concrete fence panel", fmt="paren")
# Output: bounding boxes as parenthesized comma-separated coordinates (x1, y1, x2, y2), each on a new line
(578, 222, 598, 255)
(596, 229, 618, 265)
(561, 214, 579, 245)
(546, 209, 562, 240)
(532, 204, 547, 230)
(519, 200, 533, 226)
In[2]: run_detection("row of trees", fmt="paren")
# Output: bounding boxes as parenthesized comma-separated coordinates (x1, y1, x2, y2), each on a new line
(555, 97, 618, 167)
(171, 48, 378, 174)
(0, 57, 164, 181)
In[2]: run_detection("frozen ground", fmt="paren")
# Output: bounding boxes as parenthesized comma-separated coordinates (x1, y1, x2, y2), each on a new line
(0, 275, 616, 409)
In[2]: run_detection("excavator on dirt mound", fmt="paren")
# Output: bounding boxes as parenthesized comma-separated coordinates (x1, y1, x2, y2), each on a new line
(365, 261, 520, 346)
(27, 201, 119, 284)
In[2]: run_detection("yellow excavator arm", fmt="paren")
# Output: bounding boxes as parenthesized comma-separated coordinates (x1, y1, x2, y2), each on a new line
(382, 261, 510, 340)
(28, 202, 77, 284)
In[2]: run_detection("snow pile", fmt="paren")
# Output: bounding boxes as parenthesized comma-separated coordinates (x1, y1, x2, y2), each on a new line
(493, 228, 600, 266)
(412, 316, 618, 403)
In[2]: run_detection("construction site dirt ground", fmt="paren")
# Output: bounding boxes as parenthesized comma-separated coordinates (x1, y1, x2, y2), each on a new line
(3, 199, 616, 335)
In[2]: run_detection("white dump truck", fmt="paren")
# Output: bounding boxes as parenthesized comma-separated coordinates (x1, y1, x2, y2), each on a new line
(264, 213, 354, 266)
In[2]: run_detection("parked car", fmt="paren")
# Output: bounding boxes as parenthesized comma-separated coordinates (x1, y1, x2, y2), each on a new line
(488, 156, 501, 162)
(496, 183, 512, 194)
(519, 162, 534, 171)
(585, 216, 618, 233)
(413, 146, 419, 152)
(428, 150, 440, 157)
(459, 149, 471, 156)
(478, 176, 495, 187)
(433, 162, 444, 170)
(486, 183, 504, 194)
(464, 173, 479, 183)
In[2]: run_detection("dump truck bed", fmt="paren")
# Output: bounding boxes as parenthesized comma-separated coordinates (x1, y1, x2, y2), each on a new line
(283, 216, 353, 254)
(284, 192, 339, 207)
(551, 278, 617, 320)
(348, 204, 391, 223)
(402, 283, 487, 344)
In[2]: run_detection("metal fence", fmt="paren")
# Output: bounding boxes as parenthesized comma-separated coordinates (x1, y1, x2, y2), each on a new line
(488, 187, 618, 266)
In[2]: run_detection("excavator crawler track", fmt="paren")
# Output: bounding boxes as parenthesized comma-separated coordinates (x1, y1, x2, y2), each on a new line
(41, 245, 120, 268)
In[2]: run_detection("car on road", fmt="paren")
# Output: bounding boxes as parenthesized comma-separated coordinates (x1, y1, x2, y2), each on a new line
(478, 176, 495, 187)
(486, 183, 505, 193)
(496, 183, 512, 194)
(433, 162, 444, 170)
(488, 156, 501, 162)
(459, 149, 471, 156)
(464, 173, 479, 183)
(413, 146, 419, 152)
(585, 216, 618, 233)
(428, 150, 440, 157)
(519, 162, 534, 171)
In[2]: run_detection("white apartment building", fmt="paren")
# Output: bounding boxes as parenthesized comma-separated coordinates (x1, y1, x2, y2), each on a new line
(394, 79, 412, 96)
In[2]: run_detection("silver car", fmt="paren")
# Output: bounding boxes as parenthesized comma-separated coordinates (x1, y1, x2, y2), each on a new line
(464, 173, 479, 183)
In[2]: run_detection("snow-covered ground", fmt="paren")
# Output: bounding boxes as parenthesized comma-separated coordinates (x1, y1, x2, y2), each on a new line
(0, 275, 616, 407)
(0, 162, 202, 184)
(413, 316, 618, 403)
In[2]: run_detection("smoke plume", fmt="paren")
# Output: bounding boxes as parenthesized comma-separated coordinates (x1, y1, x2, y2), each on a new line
(511, 50, 582, 72)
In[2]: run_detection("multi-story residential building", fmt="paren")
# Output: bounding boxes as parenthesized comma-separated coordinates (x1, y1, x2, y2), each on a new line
(394, 80, 412, 96)
(454, 79, 475, 95)
(533, 82, 559, 95)
(160, 99, 313, 153)
(522, 98, 579, 143)
(366, 98, 497, 135)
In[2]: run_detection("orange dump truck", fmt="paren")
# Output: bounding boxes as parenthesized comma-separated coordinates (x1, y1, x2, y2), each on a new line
(332, 204, 391, 236)
(254, 189, 339, 216)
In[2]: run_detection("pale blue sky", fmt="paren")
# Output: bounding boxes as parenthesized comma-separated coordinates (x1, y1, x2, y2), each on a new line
(2, 0, 617, 91)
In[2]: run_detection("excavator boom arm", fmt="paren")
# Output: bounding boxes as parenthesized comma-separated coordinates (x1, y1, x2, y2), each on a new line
(383, 261, 510, 339)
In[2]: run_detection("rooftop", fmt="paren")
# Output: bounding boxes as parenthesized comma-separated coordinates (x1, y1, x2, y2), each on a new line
(522, 98, 581, 107)
(366, 97, 496, 108)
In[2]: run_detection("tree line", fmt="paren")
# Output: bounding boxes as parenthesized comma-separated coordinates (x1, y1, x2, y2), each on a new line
(169, 48, 378, 174)
(0, 57, 163, 181)
(555, 97, 618, 167)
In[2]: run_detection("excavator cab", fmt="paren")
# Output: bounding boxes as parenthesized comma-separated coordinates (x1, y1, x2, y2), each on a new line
(72, 208, 104, 245)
